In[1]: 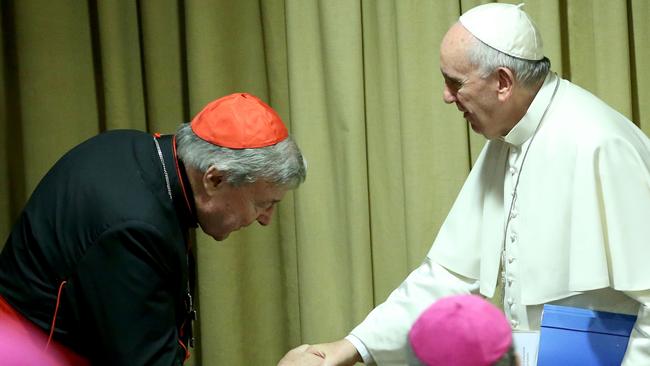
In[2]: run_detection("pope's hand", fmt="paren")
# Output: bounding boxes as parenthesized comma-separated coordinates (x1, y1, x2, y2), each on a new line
(305, 339, 362, 366)
(278, 344, 325, 366)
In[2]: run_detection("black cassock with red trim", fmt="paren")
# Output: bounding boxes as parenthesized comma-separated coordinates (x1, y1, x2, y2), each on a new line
(0, 130, 197, 365)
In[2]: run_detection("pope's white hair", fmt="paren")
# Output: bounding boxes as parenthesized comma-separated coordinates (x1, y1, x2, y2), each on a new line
(175, 123, 306, 188)
(467, 35, 551, 88)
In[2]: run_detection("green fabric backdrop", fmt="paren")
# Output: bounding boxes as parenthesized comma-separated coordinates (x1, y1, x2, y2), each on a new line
(1, 0, 648, 364)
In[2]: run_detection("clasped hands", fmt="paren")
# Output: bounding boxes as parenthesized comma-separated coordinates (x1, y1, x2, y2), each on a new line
(278, 339, 361, 366)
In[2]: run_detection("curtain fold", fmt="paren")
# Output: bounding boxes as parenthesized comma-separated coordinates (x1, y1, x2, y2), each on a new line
(362, 0, 470, 304)
(630, 0, 650, 135)
(284, 0, 375, 345)
(0, 1, 11, 237)
(566, 1, 634, 118)
(1, 1, 648, 364)
(93, 1, 148, 130)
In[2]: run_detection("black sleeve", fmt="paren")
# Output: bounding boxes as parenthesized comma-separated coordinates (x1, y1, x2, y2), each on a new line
(65, 222, 186, 366)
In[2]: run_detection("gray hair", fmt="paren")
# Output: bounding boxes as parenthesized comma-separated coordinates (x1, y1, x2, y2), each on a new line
(175, 123, 306, 189)
(467, 35, 551, 89)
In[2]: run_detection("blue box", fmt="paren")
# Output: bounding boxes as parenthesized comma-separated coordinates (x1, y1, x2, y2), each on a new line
(537, 304, 637, 366)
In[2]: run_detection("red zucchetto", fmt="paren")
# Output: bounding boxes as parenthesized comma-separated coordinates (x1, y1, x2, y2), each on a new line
(191, 93, 289, 149)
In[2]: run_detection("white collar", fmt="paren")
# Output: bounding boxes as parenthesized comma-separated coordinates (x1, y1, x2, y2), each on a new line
(501, 72, 558, 146)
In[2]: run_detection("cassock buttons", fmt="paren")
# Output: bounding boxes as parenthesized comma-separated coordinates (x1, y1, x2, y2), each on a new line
(511, 319, 519, 328)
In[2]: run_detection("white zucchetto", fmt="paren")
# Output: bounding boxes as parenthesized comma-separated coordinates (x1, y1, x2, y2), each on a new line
(459, 3, 544, 61)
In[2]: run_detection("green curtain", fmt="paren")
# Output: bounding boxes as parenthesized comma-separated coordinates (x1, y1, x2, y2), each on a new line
(1, 0, 648, 364)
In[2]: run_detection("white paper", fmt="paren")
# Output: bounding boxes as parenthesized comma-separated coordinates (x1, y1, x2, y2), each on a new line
(513, 330, 540, 366)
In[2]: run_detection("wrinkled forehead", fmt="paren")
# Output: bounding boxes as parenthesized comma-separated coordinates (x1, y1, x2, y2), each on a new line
(440, 24, 475, 77)
(441, 24, 473, 63)
(441, 23, 473, 53)
(248, 180, 288, 200)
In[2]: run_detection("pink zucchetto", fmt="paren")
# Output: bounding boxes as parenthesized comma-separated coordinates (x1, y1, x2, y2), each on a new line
(408, 294, 513, 366)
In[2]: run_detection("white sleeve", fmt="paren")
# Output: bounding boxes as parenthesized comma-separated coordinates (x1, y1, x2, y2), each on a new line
(344, 334, 374, 365)
(621, 290, 650, 365)
(348, 258, 479, 364)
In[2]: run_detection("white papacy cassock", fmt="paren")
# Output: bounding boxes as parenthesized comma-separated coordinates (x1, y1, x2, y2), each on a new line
(347, 72, 650, 365)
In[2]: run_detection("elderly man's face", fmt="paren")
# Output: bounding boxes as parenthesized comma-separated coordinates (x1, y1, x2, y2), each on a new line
(439, 23, 504, 139)
(196, 178, 288, 241)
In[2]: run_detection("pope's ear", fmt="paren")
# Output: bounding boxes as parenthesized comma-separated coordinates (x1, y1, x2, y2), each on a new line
(496, 67, 515, 101)
(203, 166, 225, 195)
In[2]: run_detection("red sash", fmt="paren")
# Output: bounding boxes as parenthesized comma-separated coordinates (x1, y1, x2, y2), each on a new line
(0, 295, 90, 366)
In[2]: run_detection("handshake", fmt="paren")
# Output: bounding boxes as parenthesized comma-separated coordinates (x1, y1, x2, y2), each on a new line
(277, 340, 361, 366)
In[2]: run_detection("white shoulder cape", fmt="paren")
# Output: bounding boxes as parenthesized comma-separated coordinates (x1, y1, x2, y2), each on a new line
(429, 73, 650, 305)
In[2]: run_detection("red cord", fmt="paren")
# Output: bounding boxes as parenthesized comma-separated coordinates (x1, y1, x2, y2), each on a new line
(45, 280, 67, 350)
(172, 135, 194, 220)
(178, 339, 191, 361)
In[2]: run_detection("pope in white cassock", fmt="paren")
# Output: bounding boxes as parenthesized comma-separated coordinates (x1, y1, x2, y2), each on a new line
(279, 3, 650, 366)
